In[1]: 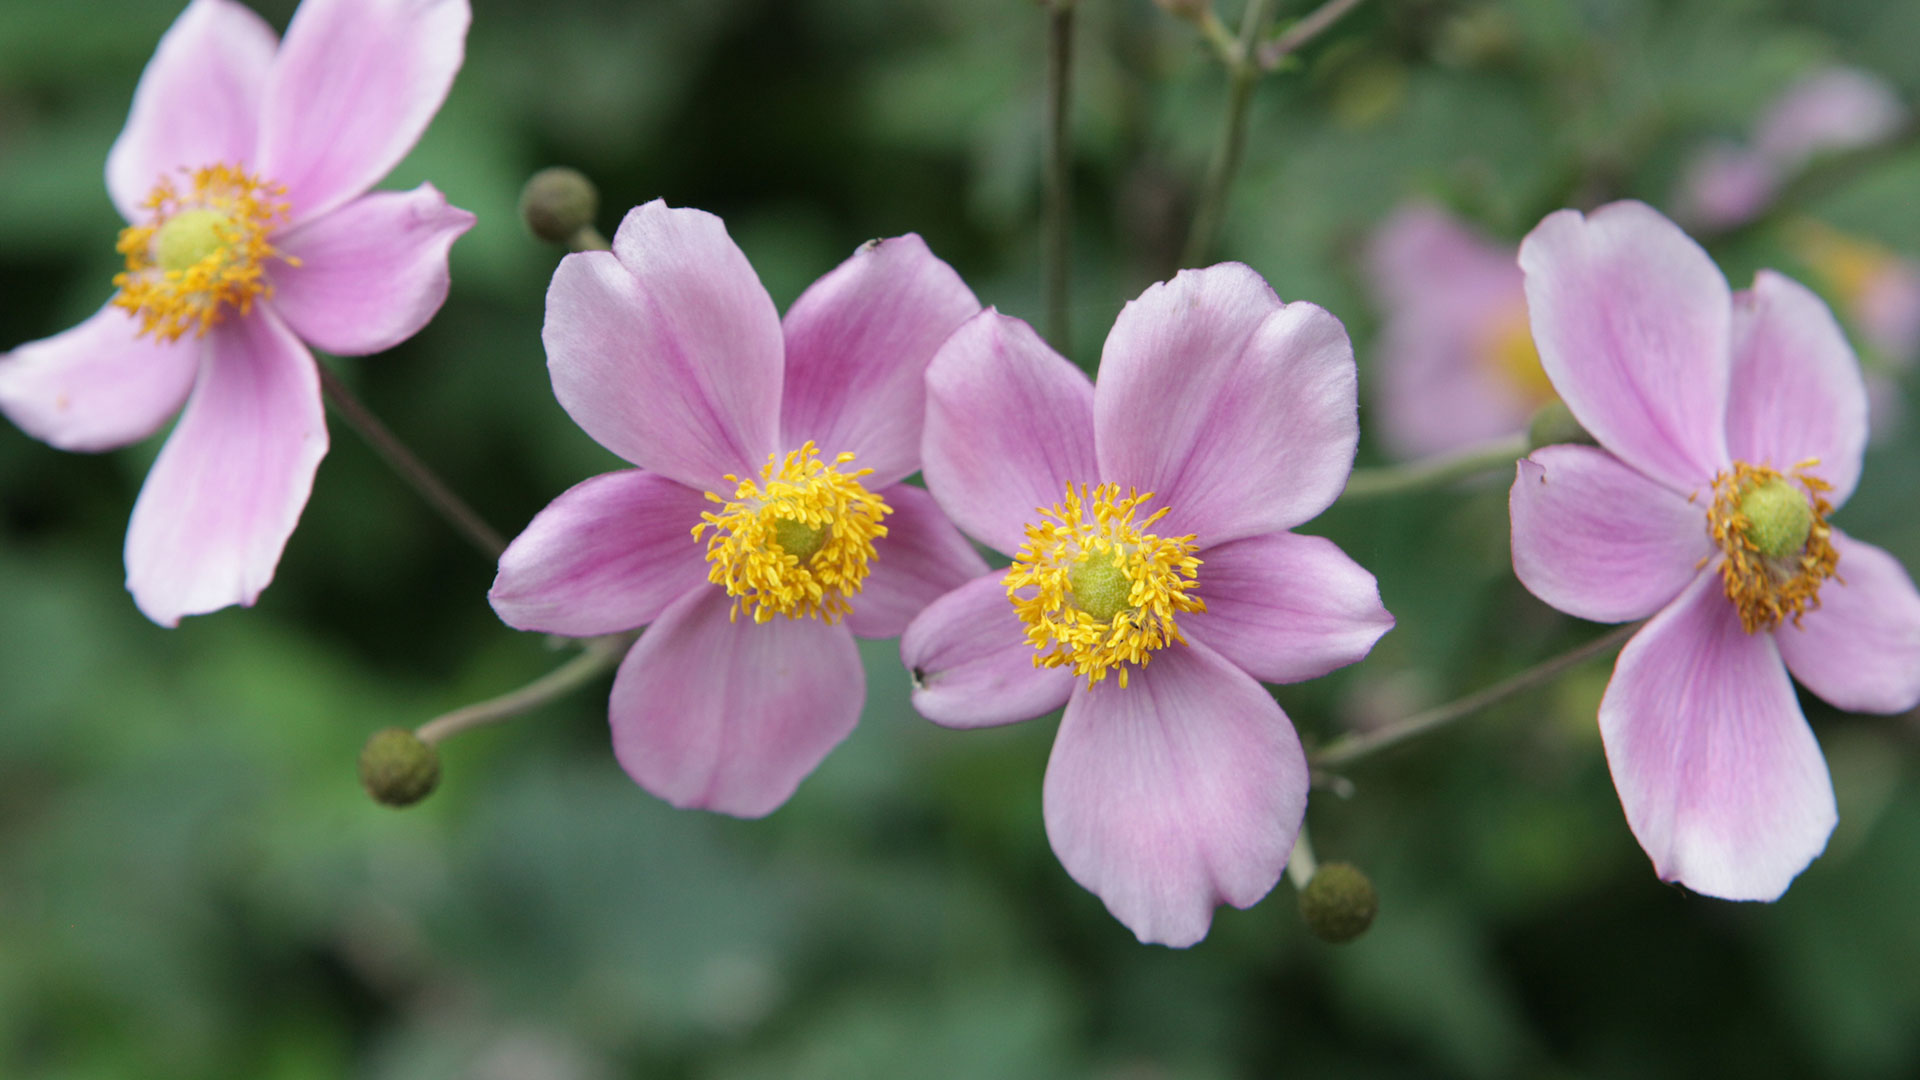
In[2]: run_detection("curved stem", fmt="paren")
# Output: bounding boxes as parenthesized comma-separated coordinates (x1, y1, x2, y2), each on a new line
(415, 633, 636, 744)
(1179, 0, 1277, 266)
(317, 365, 508, 560)
(569, 225, 611, 253)
(1043, 0, 1075, 354)
(1338, 433, 1528, 502)
(1258, 0, 1367, 69)
(1311, 621, 1641, 770)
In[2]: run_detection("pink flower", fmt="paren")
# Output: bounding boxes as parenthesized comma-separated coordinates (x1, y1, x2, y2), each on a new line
(1509, 201, 1920, 900)
(489, 201, 988, 818)
(902, 264, 1394, 946)
(1365, 203, 1552, 458)
(1676, 66, 1906, 231)
(1782, 219, 1920, 436)
(0, 0, 475, 625)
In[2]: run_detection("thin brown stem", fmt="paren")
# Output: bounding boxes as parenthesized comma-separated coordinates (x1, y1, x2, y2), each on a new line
(1312, 622, 1642, 769)
(1338, 434, 1529, 502)
(317, 365, 508, 560)
(1258, 0, 1366, 69)
(1179, 0, 1277, 266)
(415, 633, 635, 744)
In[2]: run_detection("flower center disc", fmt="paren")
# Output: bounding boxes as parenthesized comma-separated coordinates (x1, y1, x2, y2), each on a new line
(1707, 461, 1839, 633)
(1005, 483, 1204, 688)
(113, 163, 293, 341)
(1480, 304, 1555, 407)
(694, 441, 890, 624)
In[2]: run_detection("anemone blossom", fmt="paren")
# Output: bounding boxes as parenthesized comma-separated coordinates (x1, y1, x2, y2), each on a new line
(0, 0, 474, 625)
(1365, 203, 1553, 458)
(490, 201, 988, 818)
(903, 264, 1394, 947)
(1510, 201, 1920, 900)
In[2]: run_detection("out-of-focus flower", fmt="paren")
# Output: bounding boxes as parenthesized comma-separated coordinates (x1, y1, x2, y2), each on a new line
(0, 0, 475, 625)
(1784, 218, 1920, 434)
(1509, 201, 1920, 901)
(490, 201, 987, 818)
(903, 264, 1393, 947)
(1364, 203, 1551, 458)
(1676, 66, 1906, 232)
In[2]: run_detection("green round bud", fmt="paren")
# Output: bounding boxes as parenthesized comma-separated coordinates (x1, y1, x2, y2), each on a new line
(1526, 399, 1596, 451)
(1299, 862, 1378, 944)
(519, 167, 600, 246)
(1738, 478, 1813, 559)
(358, 727, 440, 808)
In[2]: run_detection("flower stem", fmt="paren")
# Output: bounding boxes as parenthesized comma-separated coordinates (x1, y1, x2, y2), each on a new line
(1311, 621, 1641, 770)
(317, 364, 508, 560)
(1179, 0, 1277, 267)
(569, 226, 610, 253)
(415, 633, 636, 744)
(1043, 0, 1076, 354)
(1338, 433, 1528, 502)
(1286, 825, 1319, 889)
(1257, 0, 1367, 69)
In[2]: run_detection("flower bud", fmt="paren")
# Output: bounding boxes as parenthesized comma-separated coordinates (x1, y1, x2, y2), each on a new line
(519, 167, 600, 246)
(1298, 861, 1378, 944)
(358, 727, 440, 808)
(1526, 399, 1595, 451)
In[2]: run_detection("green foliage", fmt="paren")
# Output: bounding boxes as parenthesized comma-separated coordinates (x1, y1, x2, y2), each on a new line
(2, 1, 1918, 1077)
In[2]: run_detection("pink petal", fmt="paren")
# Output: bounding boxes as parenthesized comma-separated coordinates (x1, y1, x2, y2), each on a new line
(1181, 531, 1393, 684)
(1094, 264, 1357, 545)
(1776, 530, 1920, 715)
(489, 469, 712, 637)
(1519, 201, 1732, 492)
(105, 0, 278, 221)
(0, 304, 198, 452)
(257, 0, 470, 223)
(1510, 444, 1713, 623)
(1365, 202, 1515, 311)
(1855, 257, 1920, 364)
(779, 235, 980, 488)
(1755, 67, 1906, 169)
(901, 572, 1076, 729)
(609, 585, 864, 818)
(1725, 271, 1869, 504)
(1043, 639, 1308, 947)
(1600, 570, 1836, 901)
(544, 202, 784, 491)
(124, 310, 327, 626)
(922, 309, 1098, 556)
(266, 185, 475, 357)
(843, 484, 990, 640)
(1672, 144, 1776, 232)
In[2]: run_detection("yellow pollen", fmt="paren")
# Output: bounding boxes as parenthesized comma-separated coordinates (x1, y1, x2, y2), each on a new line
(112, 163, 295, 342)
(693, 441, 889, 623)
(1006, 483, 1204, 689)
(1479, 303, 1555, 407)
(1705, 460, 1840, 634)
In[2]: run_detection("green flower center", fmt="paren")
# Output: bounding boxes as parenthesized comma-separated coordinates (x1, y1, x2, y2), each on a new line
(1736, 477, 1814, 560)
(1068, 556, 1131, 623)
(770, 515, 828, 563)
(153, 208, 234, 273)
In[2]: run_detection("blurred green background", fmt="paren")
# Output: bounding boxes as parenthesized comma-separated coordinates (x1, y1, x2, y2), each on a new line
(4, 0, 1919, 1076)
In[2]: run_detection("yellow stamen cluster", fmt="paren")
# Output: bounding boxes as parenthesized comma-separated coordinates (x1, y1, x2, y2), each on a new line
(113, 163, 293, 341)
(693, 442, 890, 624)
(1006, 483, 1204, 688)
(1704, 460, 1840, 634)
